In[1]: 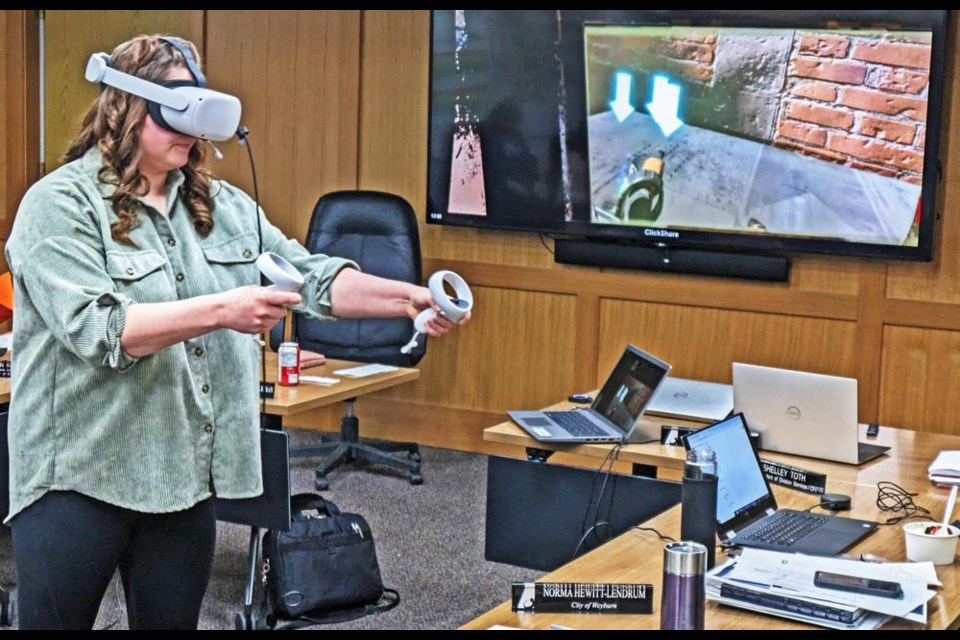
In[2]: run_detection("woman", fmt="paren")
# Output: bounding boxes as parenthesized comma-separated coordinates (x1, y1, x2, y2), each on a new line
(4, 35, 465, 630)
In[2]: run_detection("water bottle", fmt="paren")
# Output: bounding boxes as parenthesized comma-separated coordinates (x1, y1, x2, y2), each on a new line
(680, 447, 718, 569)
(660, 541, 708, 630)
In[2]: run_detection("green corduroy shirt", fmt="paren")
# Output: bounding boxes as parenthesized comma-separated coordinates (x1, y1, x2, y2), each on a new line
(3, 147, 356, 522)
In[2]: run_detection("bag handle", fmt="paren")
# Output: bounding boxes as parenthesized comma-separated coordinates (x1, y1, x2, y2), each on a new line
(290, 492, 340, 516)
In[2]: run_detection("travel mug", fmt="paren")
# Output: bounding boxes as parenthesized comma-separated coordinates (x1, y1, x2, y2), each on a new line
(680, 447, 718, 569)
(660, 541, 708, 630)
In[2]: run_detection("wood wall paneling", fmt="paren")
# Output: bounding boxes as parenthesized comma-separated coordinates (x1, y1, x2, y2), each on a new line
(374, 286, 579, 412)
(43, 11, 203, 171)
(880, 325, 960, 434)
(1, 10, 39, 251)
(206, 10, 362, 242)
(597, 299, 859, 385)
(886, 11, 959, 305)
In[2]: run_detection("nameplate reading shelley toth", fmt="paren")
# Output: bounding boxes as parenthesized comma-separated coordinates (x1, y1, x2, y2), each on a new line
(760, 459, 827, 495)
(511, 582, 653, 615)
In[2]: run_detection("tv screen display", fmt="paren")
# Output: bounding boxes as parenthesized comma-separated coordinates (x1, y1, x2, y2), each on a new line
(427, 10, 948, 264)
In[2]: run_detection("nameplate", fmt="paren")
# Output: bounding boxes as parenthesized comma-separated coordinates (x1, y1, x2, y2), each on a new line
(660, 424, 699, 446)
(511, 582, 653, 615)
(259, 382, 275, 399)
(760, 459, 826, 495)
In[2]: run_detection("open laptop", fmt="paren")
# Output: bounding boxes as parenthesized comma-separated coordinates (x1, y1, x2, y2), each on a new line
(683, 413, 877, 556)
(645, 377, 734, 423)
(732, 363, 890, 465)
(508, 345, 671, 444)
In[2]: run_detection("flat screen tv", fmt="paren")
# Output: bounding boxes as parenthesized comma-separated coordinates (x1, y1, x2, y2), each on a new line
(427, 10, 949, 280)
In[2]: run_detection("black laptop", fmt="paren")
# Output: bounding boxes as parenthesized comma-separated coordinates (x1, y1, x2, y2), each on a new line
(683, 414, 877, 556)
(508, 344, 671, 444)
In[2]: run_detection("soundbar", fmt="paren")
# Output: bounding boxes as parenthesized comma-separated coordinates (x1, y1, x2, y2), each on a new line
(555, 239, 790, 282)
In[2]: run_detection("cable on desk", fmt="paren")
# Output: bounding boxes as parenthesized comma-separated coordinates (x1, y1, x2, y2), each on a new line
(876, 481, 932, 525)
(630, 525, 676, 544)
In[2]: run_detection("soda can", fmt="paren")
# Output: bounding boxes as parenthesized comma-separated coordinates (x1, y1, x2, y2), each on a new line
(277, 341, 300, 386)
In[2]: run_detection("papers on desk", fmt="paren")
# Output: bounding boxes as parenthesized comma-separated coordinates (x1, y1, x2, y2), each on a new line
(706, 548, 937, 630)
(333, 363, 399, 378)
(928, 450, 960, 485)
(300, 375, 340, 386)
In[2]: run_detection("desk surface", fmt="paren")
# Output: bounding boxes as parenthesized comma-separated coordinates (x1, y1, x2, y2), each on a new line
(260, 351, 419, 416)
(473, 408, 960, 630)
(0, 379, 7, 405)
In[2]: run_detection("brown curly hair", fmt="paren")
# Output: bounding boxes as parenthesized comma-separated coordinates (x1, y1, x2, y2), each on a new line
(63, 35, 215, 246)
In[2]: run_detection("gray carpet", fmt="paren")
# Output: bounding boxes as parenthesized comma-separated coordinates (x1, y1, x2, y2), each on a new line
(0, 433, 541, 630)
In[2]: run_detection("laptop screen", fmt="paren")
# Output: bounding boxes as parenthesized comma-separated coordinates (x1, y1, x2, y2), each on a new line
(683, 414, 775, 531)
(592, 345, 671, 434)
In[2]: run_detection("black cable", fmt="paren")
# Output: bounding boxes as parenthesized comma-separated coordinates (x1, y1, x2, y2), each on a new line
(537, 233, 555, 255)
(876, 481, 932, 525)
(236, 126, 269, 424)
(573, 442, 624, 560)
(631, 526, 676, 544)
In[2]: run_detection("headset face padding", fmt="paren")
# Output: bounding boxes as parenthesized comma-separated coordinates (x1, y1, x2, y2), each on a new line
(147, 79, 197, 134)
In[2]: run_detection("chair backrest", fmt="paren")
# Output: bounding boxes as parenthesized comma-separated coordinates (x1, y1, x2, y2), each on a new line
(281, 190, 426, 367)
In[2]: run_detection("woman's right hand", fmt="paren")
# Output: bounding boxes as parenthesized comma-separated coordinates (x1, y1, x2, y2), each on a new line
(216, 285, 301, 334)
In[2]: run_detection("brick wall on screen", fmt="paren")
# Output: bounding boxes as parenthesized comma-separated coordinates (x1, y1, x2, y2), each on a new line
(774, 32, 931, 184)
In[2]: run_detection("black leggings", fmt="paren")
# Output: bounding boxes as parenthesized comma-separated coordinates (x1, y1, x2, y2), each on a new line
(9, 490, 216, 630)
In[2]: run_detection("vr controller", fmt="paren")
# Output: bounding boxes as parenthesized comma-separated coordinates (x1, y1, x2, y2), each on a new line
(256, 252, 304, 292)
(400, 271, 474, 355)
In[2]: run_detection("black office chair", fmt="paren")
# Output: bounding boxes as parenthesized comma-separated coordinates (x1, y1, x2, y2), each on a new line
(271, 190, 426, 490)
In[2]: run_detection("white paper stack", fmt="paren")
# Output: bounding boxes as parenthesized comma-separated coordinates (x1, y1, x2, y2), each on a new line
(333, 363, 399, 378)
(706, 548, 938, 630)
(928, 450, 960, 486)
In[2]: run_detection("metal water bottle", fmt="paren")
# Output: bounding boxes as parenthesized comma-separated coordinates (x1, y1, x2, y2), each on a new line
(660, 541, 708, 630)
(680, 447, 718, 569)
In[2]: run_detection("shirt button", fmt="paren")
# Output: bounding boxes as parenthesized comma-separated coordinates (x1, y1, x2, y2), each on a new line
(203, 423, 214, 434)
(194, 346, 205, 357)
(242, 249, 253, 259)
(176, 273, 185, 282)
(167, 238, 177, 247)
(201, 384, 210, 394)
(125, 267, 134, 275)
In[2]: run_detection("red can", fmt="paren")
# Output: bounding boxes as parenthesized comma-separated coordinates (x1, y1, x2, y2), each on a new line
(277, 341, 300, 386)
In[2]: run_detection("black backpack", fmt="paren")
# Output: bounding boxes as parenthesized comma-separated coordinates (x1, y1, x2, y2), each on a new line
(260, 493, 399, 629)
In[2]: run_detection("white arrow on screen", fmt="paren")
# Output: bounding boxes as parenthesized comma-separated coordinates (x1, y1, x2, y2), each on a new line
(609, 72, 635, 123)
(646, 75, 684, 137)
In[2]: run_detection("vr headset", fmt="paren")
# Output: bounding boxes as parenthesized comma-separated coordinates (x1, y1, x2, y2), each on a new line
(84, 37, 241, 142)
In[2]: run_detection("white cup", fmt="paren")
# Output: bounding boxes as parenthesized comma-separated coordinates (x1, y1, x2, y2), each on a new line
(903, 521, 960, 565)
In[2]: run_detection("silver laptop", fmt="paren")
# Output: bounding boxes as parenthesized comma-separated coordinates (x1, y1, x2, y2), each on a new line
(645, 377, 733, 423)
(732, 363, 890, 465)
(508, 345, 671, 444)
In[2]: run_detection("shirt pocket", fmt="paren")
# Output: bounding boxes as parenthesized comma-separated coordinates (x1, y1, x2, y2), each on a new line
(105, 250, 172, 302)
(201, 232, 260, 290)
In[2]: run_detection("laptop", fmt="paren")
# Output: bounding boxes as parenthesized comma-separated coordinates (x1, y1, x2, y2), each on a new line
(683, 413, 877, 556)
(508, 344, 671, 444)
(645, 377, 734, 423)
(732, 363, 890, 465)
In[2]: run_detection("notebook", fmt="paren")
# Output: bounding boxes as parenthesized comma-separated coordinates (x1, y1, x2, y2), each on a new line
(683, 413, 877, 556)
(645, 377, 734, 423)
(508, 345, 671, 444)
(732, 363, 890, 465)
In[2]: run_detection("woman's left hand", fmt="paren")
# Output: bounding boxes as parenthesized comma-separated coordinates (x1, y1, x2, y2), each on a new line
(409, 286, 471, 337)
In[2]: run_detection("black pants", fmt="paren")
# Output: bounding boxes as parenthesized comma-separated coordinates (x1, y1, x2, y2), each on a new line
(9, 490, 216, 630)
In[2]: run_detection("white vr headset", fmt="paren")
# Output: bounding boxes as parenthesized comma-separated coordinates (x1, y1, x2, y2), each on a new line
(84, 37, 241, 142)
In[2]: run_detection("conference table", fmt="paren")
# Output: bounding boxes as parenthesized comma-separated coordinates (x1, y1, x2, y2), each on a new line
(467, 398, 960, 630)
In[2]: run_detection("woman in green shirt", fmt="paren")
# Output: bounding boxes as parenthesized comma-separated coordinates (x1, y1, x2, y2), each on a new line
(4, 34, 465, 630)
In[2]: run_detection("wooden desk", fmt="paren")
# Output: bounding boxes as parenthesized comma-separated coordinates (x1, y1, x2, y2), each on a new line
(472, 414, 960, 630)
(260, 351, 419, 419)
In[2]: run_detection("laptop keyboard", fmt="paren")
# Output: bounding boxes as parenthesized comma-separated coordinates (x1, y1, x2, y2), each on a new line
(544, 411, 611, 438)
(739, 510, 827, 547)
